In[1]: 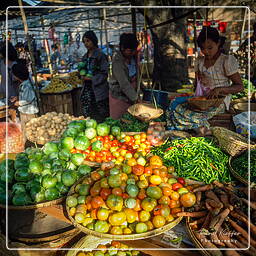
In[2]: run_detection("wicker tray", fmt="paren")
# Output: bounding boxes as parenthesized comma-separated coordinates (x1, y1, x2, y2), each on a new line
(0, 196, 65, 210)
(185, 217, 212, 256)
(66, 177, 183, 240)
(128, 103, 163, 122)
(188, 96, 225, 111)
(211, 126, 256, 157)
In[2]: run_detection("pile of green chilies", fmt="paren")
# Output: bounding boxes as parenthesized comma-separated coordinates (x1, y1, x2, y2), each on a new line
(232, 150, 256, 183)
(151, 137, 231, 184)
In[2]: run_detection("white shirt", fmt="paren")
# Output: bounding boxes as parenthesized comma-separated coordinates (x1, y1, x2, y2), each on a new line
(194, 53, 239, 110)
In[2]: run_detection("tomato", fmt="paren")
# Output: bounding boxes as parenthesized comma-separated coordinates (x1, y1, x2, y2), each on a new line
(134, 199, 142, 211)
(145, 221, 154, 231)
(169, 199, 179, 209)
(90, 182, 101, 196)
(94, 220, 110, 233)
(144, 166, 153, 176)
(162, 187, 172, 196)
(123, 227, 132, 235)
(139, 210, 151, 222)
(97, 208, 109, 221)
(76, 204, 87, 214)
(135, 222, 148, 233)
(158, 195, 171, 205)
(66, 195, 78, 208)
(141, 198, 157, 212)
(127, 158, 137, 167)
(177, 187, 189, 195)
(132, 165, 144, 176)
(153, 205, 162, 215)
(99, 188, 111, 200)
(120, 173, 128, 182)
(100, 178, 109, 188)
(170, 191, 180, 201)
(149, 155, 163, 167)
(106, 194, 123, 211)
(91, 171, 101, 181)
(160, 205, 171, 217)
(110, 226, 123, 235)
(180, 192, 196, 207)
(167, 178, 178, 185)
(172, 183, 183, 191)
(124, 208, 138, 223)
(137, 189, 147, 200)
(152, 215, 166, 228)
(146, 186, 162, 199)
(91, 196, 105, 209)
(177, 177, 185, 185)
(108, 174, 122, 188)
(112, 187, 123, 196)
(109, 212, 126, 226)
(74, 213, 85, 224)
(149, 175, 162, 185)
(124, 198, 137, 209)
(126, 184, 139, 197)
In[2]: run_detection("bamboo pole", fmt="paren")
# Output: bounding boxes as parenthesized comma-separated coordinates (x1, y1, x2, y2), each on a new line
(40, 16, 53, 75)
(18, 0, 42, 115)
(103, 8, 110, 59)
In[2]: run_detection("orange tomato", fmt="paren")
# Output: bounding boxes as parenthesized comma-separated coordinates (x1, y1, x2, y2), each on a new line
(149, 155, 163, 167)
(100, 188, 112, 200)
(91, 196, 105, 209)
(153, 168, 161, 176)
(76, 204, 87, 214)
(112, 187, 123, 196)
(144, 166, 153, 176)
(120, 173, 128, 182)
(153, 205, 162, 215)
(137, 188, 147, 200)
(180, 192, 196, 208)
(158, 195, 171, 205)
(127, 158, 137, 167)
(91, 171, 101, 181)
(170, 191, 180, 201)
(110, 226, 123, 235)
(90, 209, 98, 219)
(169, 199, 179, 209)
(109, 212, 126, 226)
(124, 208, 138, 223)
(122, 193, 130, 199)
(90, 182, 101, 196)
(111, 241, 121, 248)
(132, 164, 145, 176)
(134, 199, 142, 211)
(162, 187, 172, 196)
(97, 208, 109, 221)
(145, 220, 154, 231)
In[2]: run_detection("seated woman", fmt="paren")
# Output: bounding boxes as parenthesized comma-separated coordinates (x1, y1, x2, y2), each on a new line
(166, 26, 243, 136)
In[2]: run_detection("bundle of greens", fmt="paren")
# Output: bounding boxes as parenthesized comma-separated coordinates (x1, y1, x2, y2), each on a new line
(151, 137, 231, 184)
(232, 79, 256, 100)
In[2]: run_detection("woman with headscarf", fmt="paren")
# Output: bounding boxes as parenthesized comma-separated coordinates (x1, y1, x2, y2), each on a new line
(80, 30, 109, 122)
(109, 33, 139, 119)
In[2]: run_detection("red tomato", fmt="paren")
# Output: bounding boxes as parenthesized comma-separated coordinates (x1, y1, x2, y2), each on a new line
(172, 183, 183, 191)
(100, 188, 112, 200)
(177, 177, 186, 185)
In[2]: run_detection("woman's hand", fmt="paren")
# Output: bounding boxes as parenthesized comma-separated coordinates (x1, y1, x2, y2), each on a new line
(207, 87, 224, 99)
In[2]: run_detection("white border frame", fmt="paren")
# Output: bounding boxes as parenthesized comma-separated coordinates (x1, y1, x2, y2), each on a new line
(5, 5, 251, 251)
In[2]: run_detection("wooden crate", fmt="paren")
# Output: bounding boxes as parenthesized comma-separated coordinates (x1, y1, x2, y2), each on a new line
(40, 91, 73, 115)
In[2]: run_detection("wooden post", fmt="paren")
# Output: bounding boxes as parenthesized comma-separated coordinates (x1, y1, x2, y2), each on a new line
(40, 16, 53, 75)
(103, 8, 110, 59)
(131, 5, 137, 35)
(18, 0, 42, 114)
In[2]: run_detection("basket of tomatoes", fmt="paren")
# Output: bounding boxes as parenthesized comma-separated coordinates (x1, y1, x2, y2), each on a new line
(65, 155, 196, 240)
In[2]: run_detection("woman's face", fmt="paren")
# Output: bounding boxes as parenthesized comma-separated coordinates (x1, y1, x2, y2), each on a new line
(83, 38, 94, 50)
(200, 39, 219, 60)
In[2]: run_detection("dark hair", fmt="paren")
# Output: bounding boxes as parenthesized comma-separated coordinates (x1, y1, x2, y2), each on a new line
(15, 42, 24, 49)
(82, 31, 98, 47)
(197, 26, 220, 48)
(219, 36, 226, 48)
(119, 33, 139, 50)
(12, 61, 29, 81)
(0, 42, 18, 61)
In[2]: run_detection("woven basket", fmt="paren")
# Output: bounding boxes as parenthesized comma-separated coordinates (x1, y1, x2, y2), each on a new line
(127, 103, 163, 122)
(211, 126, 256, 156)
(188, 96, 225, 111)
(66, 175, 183, 240)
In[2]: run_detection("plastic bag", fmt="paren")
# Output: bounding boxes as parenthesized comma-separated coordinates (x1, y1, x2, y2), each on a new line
(195, 81, 210, 97)
(233, 111, 256, 139)
(0, 122, 24, 153)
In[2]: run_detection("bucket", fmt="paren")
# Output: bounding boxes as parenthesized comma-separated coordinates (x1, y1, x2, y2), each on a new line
(40, 91, 73, 115)
(142, 89, 169, 110)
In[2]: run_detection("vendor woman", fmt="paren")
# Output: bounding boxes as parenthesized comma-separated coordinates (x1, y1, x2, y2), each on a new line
(166, 26, 243, 136)
(80, 30, 109, 122)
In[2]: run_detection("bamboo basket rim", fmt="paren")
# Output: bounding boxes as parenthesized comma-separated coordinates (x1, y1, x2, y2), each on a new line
(83, 160, 102, 167)
(0, 196, 65, 210)
(228, 153, 249, 185)
(188, 96, 225, 111)
(40, 88, 74, 96)
(185, 217, 212, 256)
(65, 176, 183, 240)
